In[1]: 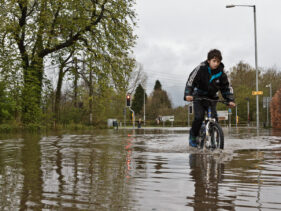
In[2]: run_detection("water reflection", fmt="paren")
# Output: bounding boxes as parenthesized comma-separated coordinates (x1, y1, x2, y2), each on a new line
(39, 133, 133, 210)
(0, 132, 134, 210)
(0, 137, 24, 210)
(187, 154, 235, 210)
(20, 134, 43, 210)
(0, 129, 280, 210)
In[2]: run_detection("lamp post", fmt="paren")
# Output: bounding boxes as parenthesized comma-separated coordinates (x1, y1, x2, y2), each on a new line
(266, 83, 272, 127)
(266, 83, 272, 100)
(245, 98, 250, 126)
(226, 4, 260, 128)
(143, 88, 146, 126)
(235, 104, 238, 128)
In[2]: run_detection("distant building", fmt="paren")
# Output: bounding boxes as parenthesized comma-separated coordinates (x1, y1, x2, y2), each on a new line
(271, 87, 281, 129)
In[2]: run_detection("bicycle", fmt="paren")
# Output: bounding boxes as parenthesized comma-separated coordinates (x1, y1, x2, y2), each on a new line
(193, 97, 229, 150)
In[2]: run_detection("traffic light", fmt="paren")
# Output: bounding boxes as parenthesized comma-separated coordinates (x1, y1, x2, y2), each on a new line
(189, 104, 193, 114)
(126, 94, 131, 107)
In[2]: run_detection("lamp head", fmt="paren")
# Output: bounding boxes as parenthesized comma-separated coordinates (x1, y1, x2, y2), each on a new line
(226, 5, 235, 8)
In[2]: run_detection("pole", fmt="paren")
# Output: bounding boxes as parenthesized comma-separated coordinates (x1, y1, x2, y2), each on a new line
(124, 94, 126, 128)
(143, 88, 146, 126)
(129, 107, 135, 129)
(229, 109, 231, 128)
(124, 107, 126, 128)
(266, 83, 272, 127)
(247, 100, 250, 126)
(235, 105, 238, 128)
(266, 97, 269, 127)
(269, 84, 272, 100)
(188, 103, 190, 127)
(253, 5, 259, 128)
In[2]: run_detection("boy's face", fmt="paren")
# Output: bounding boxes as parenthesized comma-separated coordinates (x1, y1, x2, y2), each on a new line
(208, 58, 221, 70)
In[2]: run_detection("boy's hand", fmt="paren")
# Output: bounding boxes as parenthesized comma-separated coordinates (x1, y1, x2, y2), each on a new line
(186, 96, 193, 101)
(228, 102, 236, 107)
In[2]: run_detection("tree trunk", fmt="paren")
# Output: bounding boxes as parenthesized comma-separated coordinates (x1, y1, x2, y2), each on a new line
(89, 68, 93, 125)
(54, 67, 65, 125)
(73, 60, 78, 108)
(22, 57, 44, 124)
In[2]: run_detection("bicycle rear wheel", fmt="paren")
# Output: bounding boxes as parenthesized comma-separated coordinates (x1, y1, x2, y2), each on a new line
(209, 122, 224, 149)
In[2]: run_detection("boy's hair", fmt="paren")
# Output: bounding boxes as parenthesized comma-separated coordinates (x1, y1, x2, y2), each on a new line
(207, 49, 222, 61)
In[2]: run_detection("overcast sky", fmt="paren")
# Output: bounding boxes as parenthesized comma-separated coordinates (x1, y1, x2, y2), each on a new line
(133, 0, 281, 107)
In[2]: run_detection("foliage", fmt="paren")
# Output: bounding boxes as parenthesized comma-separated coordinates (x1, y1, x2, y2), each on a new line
(146, 80, 172, 120)
(154, 80, 162, 91)
(0, 81, 13, 122)
(226, 61, 281, 124)
(173, 105, 188, 122)
(131, 84, 146, 116)
(0, 0, 137, 125)
(271, 88, 281, 129)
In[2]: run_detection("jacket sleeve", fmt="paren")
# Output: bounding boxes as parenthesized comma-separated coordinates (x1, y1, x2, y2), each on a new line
(183, 65, 200, 101)
(220, 72, 234, 102)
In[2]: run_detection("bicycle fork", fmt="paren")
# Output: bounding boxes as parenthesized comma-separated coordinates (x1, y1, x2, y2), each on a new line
(205, 107, 216, 148)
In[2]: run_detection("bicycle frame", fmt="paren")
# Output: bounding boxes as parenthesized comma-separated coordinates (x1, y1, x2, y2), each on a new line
(193, 97, 228, 149)
(205, 107, 216, 148)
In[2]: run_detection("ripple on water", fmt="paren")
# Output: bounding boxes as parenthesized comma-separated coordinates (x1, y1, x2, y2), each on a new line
(0, 129, 280, 210)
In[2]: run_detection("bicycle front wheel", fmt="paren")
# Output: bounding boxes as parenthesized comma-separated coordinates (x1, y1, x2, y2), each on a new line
(209, 122, 224, 149)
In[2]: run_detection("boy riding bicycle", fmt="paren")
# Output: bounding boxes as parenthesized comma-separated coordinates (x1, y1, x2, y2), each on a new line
(184, 49, 236, 147)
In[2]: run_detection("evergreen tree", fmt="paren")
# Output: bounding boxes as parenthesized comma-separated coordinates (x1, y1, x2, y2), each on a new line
(147, 80, 172, 120)
(154, 80, 162, 91)
(131, 84, 146, 115)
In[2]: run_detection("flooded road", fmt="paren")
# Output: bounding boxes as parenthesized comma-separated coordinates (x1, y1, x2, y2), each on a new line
(0, 127, 281, 210)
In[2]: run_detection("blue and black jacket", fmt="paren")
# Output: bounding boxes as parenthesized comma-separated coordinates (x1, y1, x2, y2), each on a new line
(184, 60, 234, 102)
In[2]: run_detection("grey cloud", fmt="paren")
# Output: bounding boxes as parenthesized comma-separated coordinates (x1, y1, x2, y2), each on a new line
(134, 0, 281, 106)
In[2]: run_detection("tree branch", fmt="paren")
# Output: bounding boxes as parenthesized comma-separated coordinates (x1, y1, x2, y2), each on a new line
(47, 2, 63, 48)
(16, 1, 29, 68)
(39, 0, 108, 58)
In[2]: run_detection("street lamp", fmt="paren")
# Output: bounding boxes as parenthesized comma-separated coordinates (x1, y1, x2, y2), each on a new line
(226, 4, 260, 128)
(266, 83, 272, 100)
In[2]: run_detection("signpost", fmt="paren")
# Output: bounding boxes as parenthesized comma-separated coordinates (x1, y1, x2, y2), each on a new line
(263, 96, 271, 127)
(228, 108, 232, 128)
(252, 91, 263, 95)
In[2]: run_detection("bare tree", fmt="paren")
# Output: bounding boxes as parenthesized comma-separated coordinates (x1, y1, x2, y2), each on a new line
(126, 63, 147, 94)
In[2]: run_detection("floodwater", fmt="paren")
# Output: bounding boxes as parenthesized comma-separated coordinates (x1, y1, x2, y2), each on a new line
(0, 127, 281, 211)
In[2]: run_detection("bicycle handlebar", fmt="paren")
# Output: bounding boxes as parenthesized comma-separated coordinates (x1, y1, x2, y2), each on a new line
(192, 97, 229, 105)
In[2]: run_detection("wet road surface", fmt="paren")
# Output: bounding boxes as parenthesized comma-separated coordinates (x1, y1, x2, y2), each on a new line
(0, 127, 281, 210)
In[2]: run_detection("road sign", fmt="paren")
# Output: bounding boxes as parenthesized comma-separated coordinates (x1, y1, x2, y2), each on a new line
(217, 110, 228, 120)
(252, 91, 263, 95)
(162, 116, 174, 122)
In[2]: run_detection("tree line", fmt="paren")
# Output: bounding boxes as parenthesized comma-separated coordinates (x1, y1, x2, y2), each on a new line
(0, 0, 137, 129)
(218, 61, 281, 125)
(129, 62, 281, 127)
(0, 2, 280, 129)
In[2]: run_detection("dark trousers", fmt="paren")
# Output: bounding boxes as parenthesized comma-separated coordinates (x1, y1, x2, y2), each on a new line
(190, 100, 218, 137)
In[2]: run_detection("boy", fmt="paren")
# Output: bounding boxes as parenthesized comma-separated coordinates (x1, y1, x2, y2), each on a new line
(184, 49, 235, 147)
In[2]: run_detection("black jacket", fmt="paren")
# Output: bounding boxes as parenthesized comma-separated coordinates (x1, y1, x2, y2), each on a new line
(184, 61, 234, 102)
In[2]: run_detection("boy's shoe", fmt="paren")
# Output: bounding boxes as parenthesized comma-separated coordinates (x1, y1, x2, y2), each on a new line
(189, 134, 198, 147)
